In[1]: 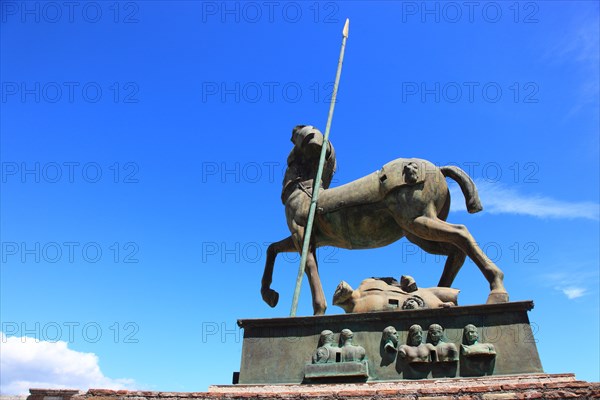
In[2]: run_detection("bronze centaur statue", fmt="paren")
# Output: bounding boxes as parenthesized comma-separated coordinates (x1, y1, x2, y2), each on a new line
(261, 125, 508, 315)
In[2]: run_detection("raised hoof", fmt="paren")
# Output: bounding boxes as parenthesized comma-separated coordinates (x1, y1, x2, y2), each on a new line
(486, 291, 509, 304)
(261, 288, 279, 308)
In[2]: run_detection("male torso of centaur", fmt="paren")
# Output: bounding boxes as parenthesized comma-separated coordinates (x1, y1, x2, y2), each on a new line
(281, 143, 336, 206)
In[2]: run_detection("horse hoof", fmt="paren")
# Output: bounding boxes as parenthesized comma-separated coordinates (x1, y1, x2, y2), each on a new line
(486, 291, 509, 304)
(262, 288, 279, 308)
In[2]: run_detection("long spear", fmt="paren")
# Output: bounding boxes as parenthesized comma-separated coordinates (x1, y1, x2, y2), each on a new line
(290, 18, 350, 317)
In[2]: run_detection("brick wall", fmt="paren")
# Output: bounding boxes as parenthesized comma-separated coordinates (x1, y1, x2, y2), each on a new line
(28, 373, 600, 400)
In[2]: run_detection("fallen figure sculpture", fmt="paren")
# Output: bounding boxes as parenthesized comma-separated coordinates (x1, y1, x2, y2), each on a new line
(332, 276, 459, 313)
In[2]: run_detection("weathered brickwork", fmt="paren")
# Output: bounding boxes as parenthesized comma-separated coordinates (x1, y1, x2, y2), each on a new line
(28, 374, 600, 400)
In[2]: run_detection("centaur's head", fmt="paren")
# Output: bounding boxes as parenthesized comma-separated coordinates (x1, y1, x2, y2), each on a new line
(291, 125, 325, 158)
(286, 125, 337, 191)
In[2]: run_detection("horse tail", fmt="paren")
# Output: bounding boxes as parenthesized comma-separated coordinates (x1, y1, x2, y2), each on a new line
(440, 166, 483, 214)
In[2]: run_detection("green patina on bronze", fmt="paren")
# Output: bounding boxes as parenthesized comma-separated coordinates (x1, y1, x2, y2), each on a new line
(304, 361, 369, 382)
(236, 301, 542, 384)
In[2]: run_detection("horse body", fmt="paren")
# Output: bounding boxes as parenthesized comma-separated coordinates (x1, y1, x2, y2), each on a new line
(311, 158, 448, 249)
(315, 201, 406, 249)
(261, 126, 508, 315)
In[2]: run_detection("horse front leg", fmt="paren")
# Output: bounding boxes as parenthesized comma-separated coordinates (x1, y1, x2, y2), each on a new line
(261, 236, 296, 308)
(290, 222, 327, 316)
(306, 247, 327, 315)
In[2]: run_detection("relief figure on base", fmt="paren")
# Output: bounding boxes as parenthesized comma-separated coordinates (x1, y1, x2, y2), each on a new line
(312, 330, 340, 364)
(460, 324, 496, 357)
(398, 324, 434, 364)
(427, 324, 458, 363)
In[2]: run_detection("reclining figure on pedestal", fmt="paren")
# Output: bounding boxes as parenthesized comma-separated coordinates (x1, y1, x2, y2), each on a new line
(332, 275, 459, 313)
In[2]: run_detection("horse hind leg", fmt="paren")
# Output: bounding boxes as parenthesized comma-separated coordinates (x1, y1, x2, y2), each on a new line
(412, 189, 464, 287)
(406, 234, 466, 288)
(261, 236, 296, 308)
(403, 216, 508, 304)
(438, 249, 466, 288)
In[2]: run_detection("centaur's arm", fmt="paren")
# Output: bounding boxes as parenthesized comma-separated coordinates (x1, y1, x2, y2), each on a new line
(321, 142, 336, 190)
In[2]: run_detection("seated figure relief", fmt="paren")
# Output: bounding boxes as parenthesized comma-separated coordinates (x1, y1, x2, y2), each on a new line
(312, 330, 340, 364)
(311, 329, 365, 364)
(339, 329, 366, 362)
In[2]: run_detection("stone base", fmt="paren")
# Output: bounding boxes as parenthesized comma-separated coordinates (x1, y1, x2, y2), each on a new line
(304, 360, 369, 382)
(237, 301, 542, 384)
(26, 374, 600, 400)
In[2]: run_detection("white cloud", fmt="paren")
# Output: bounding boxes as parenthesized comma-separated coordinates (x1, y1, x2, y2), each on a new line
(0, 334, 136, 395)
(449, 180, 599, 221)
(561, 287, 587, 299)
(545, 8, 600, 116)
(541, 269, 597, 301)
(551, 12, 599, 65)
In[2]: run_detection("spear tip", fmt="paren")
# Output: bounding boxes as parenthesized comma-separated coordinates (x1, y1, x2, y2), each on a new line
(342, 18, 349, 38)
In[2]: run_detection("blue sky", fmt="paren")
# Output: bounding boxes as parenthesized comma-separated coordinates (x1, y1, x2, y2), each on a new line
(1, 0, 598, 394)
